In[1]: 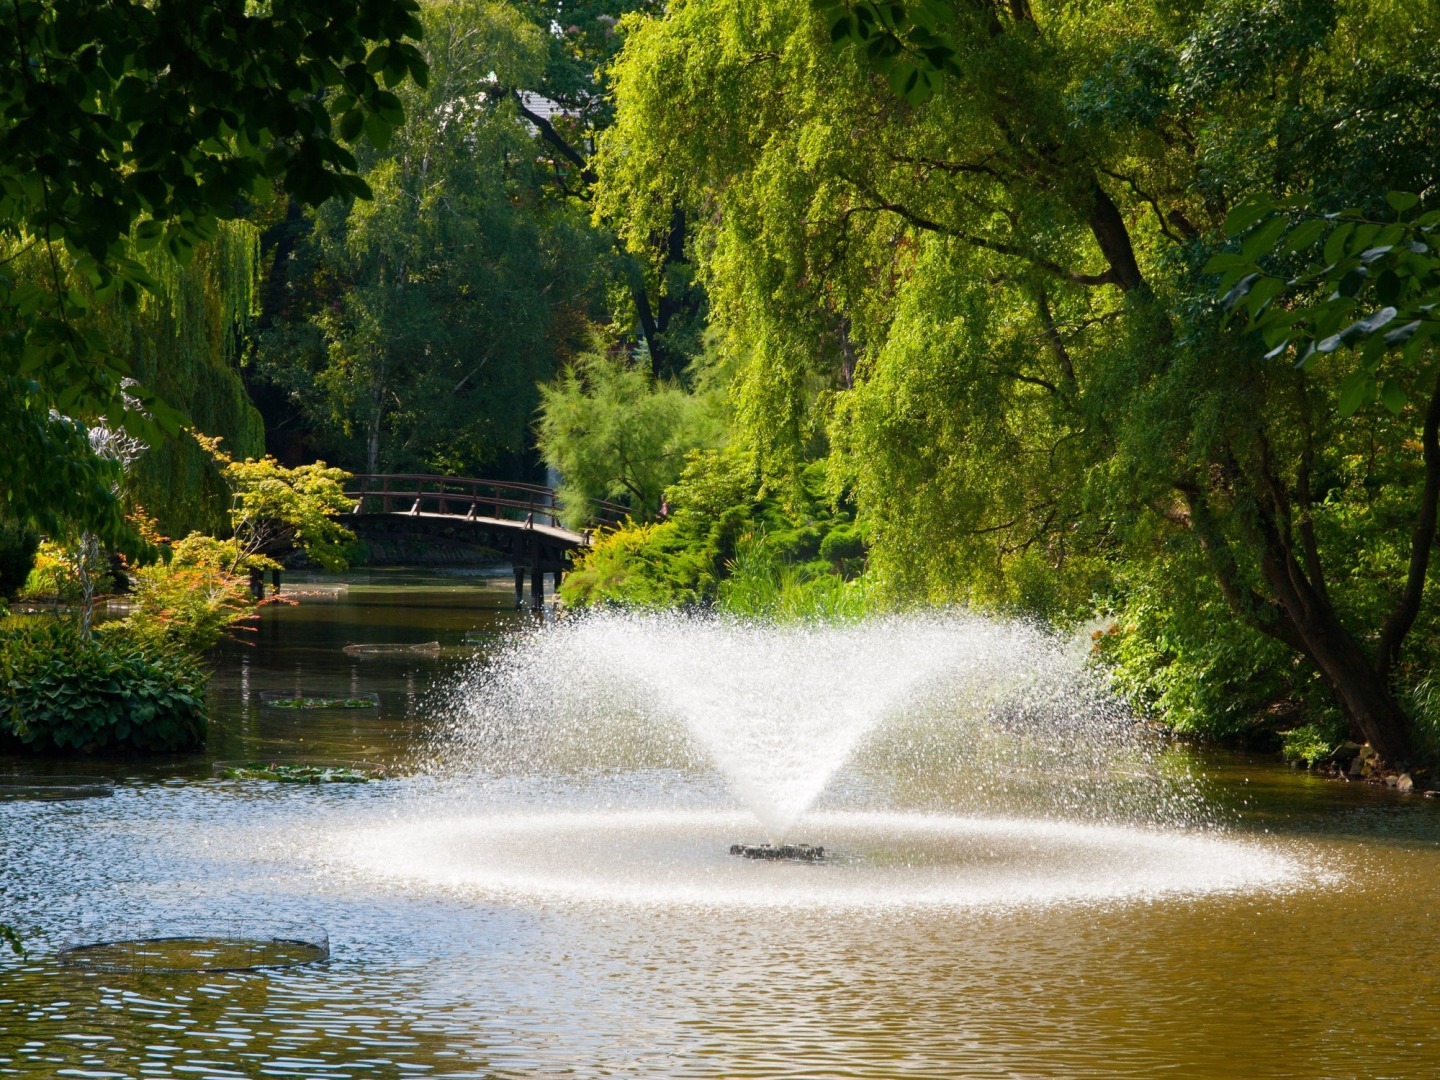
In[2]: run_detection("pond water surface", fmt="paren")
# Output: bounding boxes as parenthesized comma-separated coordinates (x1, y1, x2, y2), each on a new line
(3, 570, 1440, 1079)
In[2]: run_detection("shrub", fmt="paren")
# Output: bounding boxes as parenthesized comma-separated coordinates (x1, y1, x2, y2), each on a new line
(560, 450, 870, 613)
(0, 621, 206, 753)
(122, 532, 256, 654)
(718, 534, 873, 620)
(1280, 721, 1347, 767)
(0, 524, 39, 599)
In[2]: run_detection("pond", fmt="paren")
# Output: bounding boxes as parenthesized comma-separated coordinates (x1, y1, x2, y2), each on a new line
(3, 570, 1440, 1079)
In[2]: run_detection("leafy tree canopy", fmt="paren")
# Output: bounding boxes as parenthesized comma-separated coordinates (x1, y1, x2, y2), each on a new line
(596, 0, 1440, 760)
(536, 341, 731, 526)
(0, 0, 426, 551)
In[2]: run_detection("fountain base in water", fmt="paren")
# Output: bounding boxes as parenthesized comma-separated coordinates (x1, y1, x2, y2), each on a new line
(730, 843, 825, 861)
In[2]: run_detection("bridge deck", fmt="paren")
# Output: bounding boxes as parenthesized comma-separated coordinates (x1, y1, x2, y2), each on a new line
(369, 509, 590, 548)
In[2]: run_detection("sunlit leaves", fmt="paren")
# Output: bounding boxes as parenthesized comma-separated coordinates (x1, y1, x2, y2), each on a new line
(816, 0, 962, 104)
(0, 0, 427, 547)
(1207, 192, 1440, 416)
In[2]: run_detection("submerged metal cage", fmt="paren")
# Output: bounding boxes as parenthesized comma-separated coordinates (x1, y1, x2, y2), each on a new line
(0, 775, 115, 801)
(58, 918, 330, 973)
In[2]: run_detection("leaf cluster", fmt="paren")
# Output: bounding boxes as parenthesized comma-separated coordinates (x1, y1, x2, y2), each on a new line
(0, 619, 206, 753)
(1209, 191, 1440, 416)
(205, 439, 356, 570)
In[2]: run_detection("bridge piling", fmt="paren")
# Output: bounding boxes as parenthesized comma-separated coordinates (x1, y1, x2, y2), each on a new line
(513, 565, 526, 609)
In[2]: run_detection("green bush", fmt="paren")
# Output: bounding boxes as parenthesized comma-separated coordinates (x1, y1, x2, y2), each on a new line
(0, 524, 40, 599)
(718, 535, 873, 620)
(0, 621, 207, 753)
(1279, 720, 1348, 767)
(561, 450, 870, 613)
(818, 525, 866, 571)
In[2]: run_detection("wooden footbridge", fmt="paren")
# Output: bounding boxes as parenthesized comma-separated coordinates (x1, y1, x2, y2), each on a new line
(343, 474, 627, 608)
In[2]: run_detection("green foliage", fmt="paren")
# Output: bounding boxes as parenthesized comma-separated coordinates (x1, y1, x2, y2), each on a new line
(1208, 192, 1440, 417)
(537, 343, 730, 526)
(0, 0, 426, 552)
(1095, 555, 1316, 740)
(0, 621, 206, 753)
(0, 923, 22, 958)
(560, 521, 719, 608)
(114, 223, 265, 537)
(122, 532, 256, 655)
(560, 449, 866, 611)
(0, 524, 40, 600)
(206, 441, 356, 570)
(254, 0, 613, 479)
(718, 533, 873, 620)
(1280, 721, 1346, 767)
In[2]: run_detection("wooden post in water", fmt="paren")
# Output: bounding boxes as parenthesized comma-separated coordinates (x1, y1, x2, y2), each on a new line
(513, 564, 526, 609)
(249, 567, 264, 601)
(552, 569, 563, 592)
(530, 548, 544, 611)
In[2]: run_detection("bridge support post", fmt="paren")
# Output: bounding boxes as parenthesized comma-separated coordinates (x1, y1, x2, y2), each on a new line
(513, 565, 526, 609)
(552, 569, 563, 593)
(530, 556, 544, 612)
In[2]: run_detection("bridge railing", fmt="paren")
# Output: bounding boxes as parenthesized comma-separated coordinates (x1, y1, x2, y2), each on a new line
(343, 474, 630, 530)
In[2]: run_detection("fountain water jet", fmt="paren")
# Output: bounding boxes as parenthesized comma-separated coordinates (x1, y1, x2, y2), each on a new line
(381, 610, 1309, 910)
(429, 611, 1204, 838)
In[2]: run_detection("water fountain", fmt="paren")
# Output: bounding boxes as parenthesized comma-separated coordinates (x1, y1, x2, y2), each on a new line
(346, 611, 1299, 908)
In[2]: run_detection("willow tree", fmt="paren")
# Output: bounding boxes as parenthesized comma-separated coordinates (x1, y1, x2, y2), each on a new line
(0, 0, 425, 550)
(105, 222, 265, 535)
(596, 0, 1440, 760)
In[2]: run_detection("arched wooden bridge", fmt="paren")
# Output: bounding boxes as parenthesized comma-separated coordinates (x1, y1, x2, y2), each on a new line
(343, 474, 628, 608)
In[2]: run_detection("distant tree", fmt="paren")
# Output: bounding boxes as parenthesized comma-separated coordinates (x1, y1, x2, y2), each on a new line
(537, 345, 729, 526)
(253, 0, 611, 477)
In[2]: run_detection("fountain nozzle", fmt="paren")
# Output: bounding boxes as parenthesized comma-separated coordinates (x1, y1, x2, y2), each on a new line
(729, 843, 825, 861)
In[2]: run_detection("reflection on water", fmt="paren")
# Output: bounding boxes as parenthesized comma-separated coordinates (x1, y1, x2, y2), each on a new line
(4, 570, 1440, 1078)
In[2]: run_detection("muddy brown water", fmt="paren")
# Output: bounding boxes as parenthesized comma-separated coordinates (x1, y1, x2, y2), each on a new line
(2, 569, 1439, 1079)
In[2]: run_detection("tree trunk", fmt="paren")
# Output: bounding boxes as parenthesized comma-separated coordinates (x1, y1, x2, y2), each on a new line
(1087, 181, 1145, 292)
(1277, 596, 1415, 763)
(1186, 475, 1417, 763)
(1249, 524, 1416, 763)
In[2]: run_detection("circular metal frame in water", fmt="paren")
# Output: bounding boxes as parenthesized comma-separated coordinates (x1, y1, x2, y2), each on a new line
(0, 775, 115, 801)
(58, 918, 330, 974)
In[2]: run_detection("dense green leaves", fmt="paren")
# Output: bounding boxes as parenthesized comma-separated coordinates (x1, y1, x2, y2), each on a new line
(537, 346, 730, 526)
(254, 0, 612, 479)
(1208, 192, 1440, 416)
(0, 620, 207, 753)
(0, 0, 425, 549)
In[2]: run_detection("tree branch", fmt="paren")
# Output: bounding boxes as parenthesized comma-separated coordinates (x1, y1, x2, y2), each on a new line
(488, 85, 597, 186)
(1034, 285, 1078, 396)
(1176, 480, 1310, 657)
(846, 192, 1125, 288)
(1376, 368, 1440, 680)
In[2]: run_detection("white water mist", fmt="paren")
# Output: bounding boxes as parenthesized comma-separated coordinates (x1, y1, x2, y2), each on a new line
(431, 610, 1199, 838)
